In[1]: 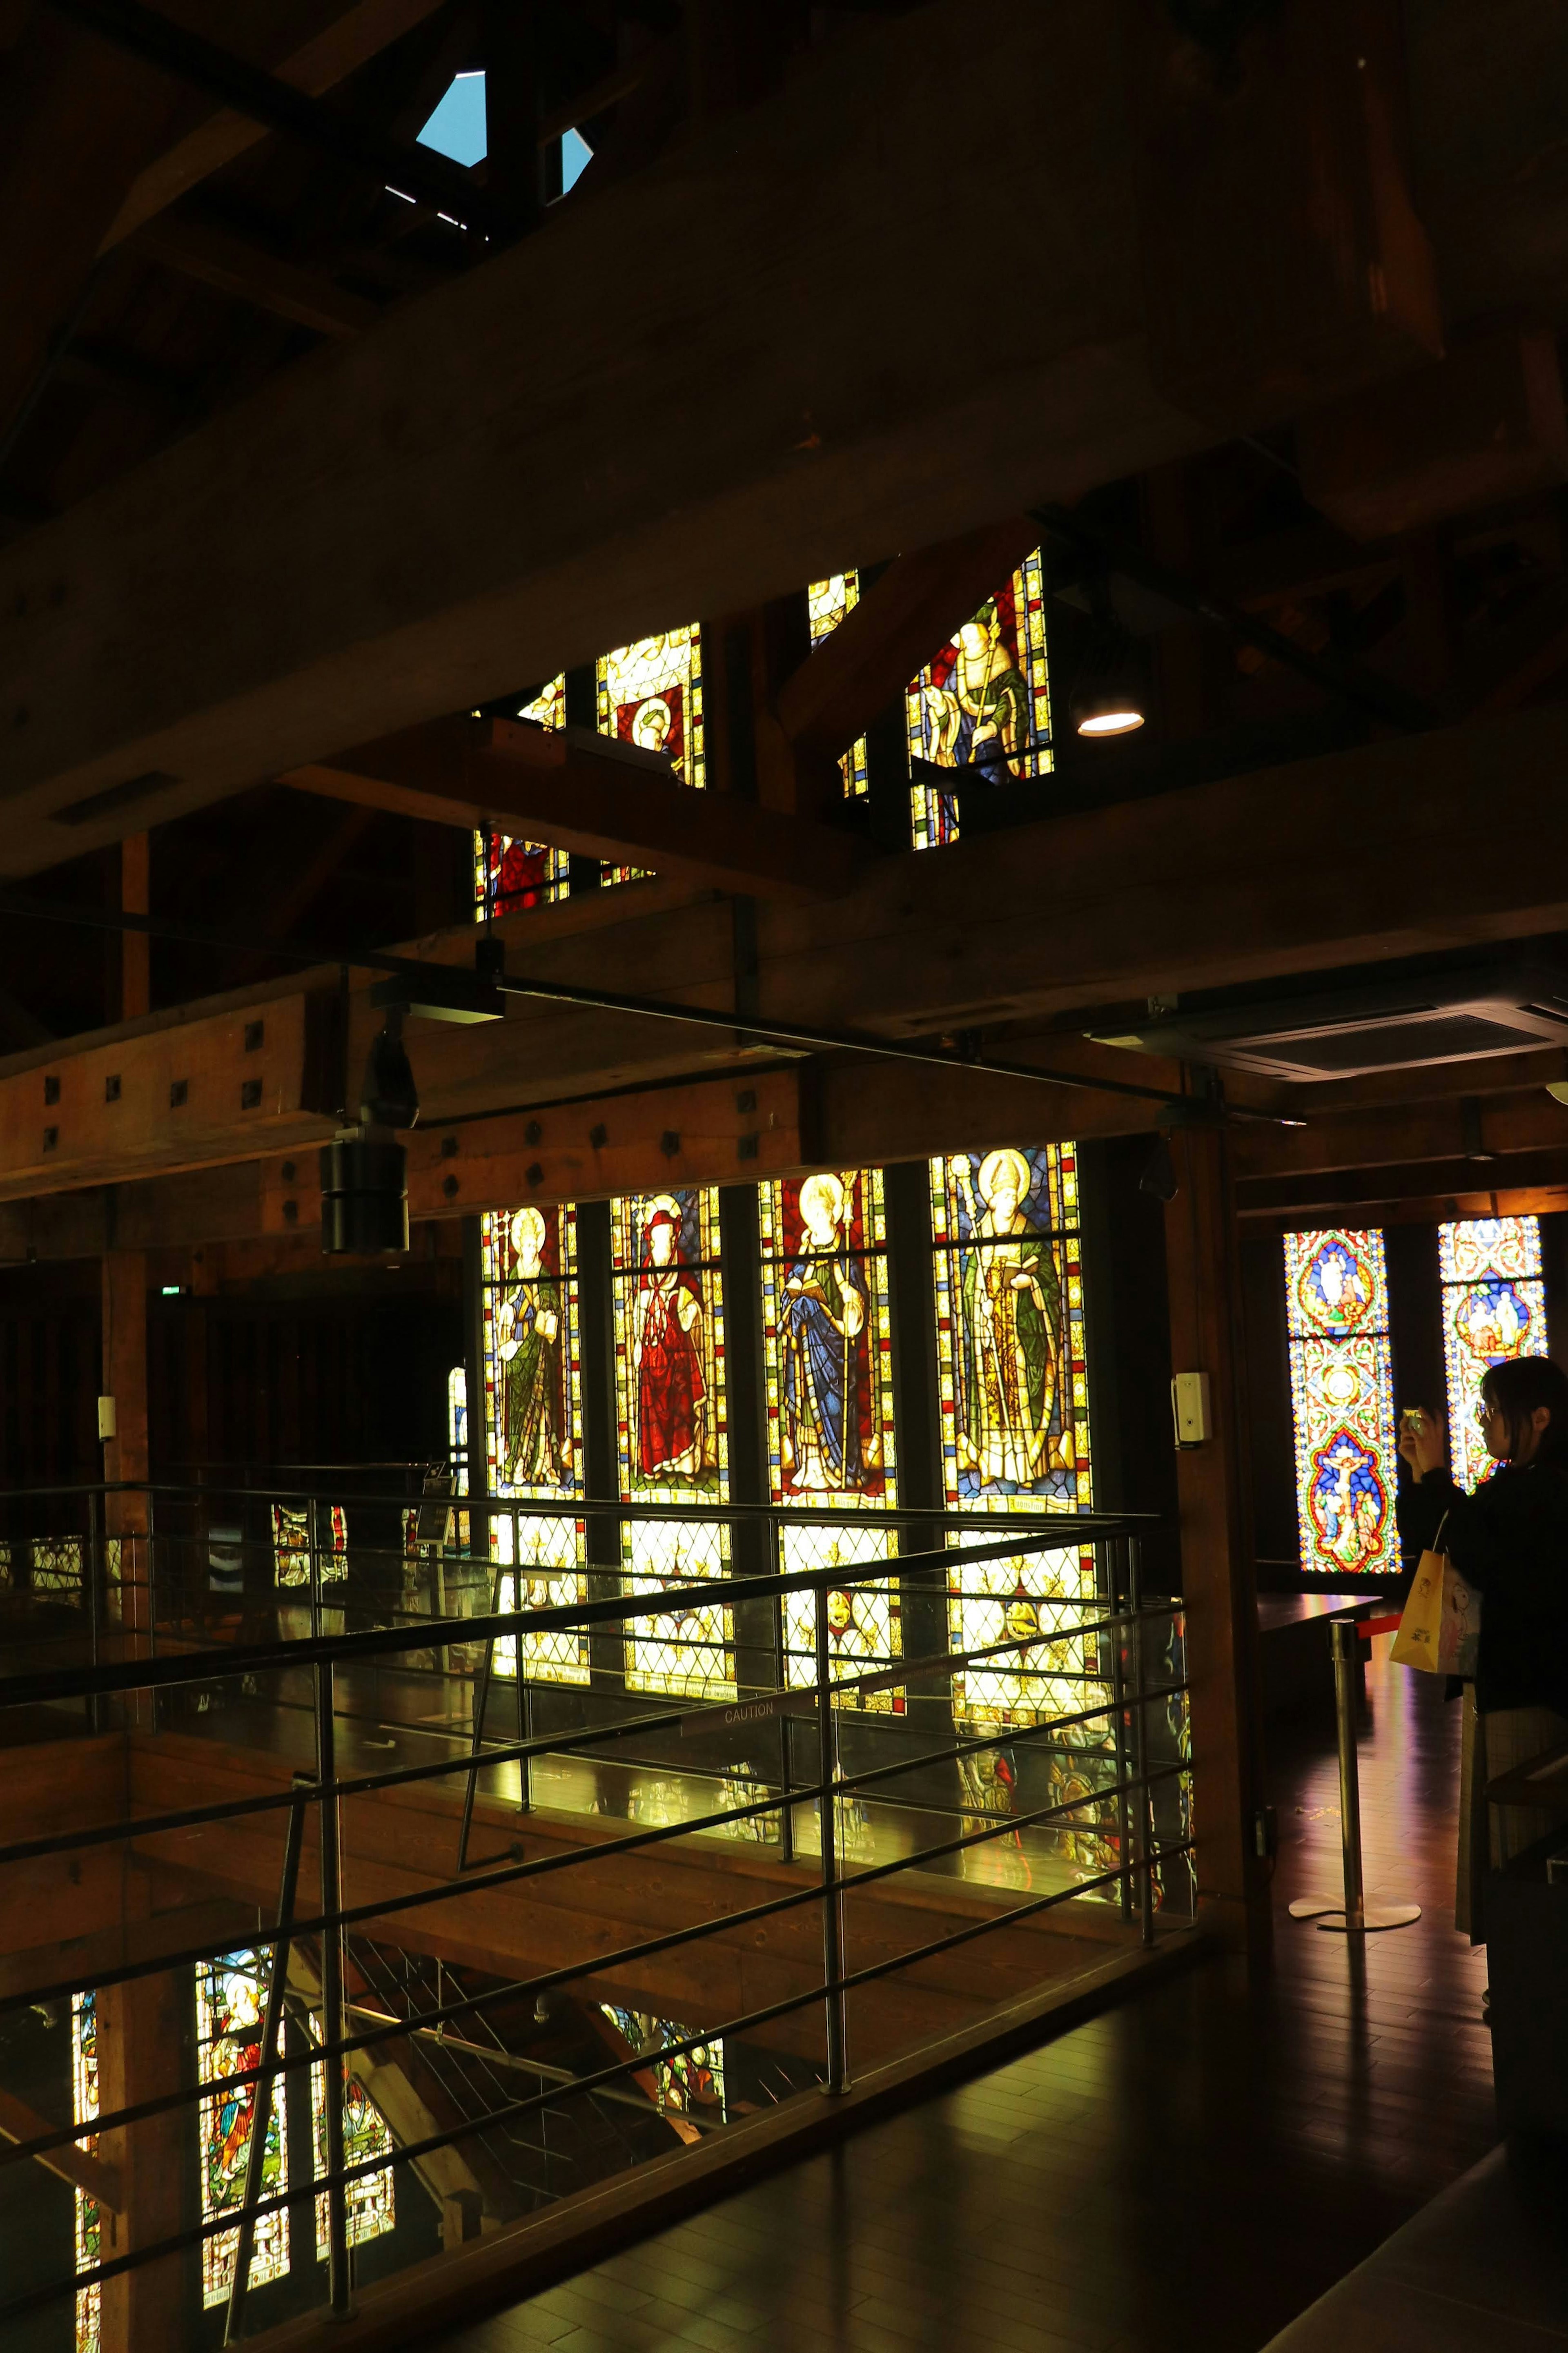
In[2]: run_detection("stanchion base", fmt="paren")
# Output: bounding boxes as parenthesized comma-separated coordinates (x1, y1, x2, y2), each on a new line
(1287, 1896, 1421, 1931)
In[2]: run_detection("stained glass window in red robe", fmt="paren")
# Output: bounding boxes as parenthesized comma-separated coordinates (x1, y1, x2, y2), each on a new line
(597, 627, 704, 887)
(472, 676, 570, 917)
(906, 546, 1053, 853)
(611, 1187, 731, 1695)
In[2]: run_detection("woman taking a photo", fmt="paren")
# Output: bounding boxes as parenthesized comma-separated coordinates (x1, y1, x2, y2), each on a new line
(1398, 1354, 1568, 1940)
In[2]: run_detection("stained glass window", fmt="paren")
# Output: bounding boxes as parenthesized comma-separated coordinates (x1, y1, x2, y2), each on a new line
(1283, 1229, 1398, 1577)
(931, 1146, 1097, 1740)
(72, 1991, 100, 2353)
(599, 2006, 726, 2123)
(597, 627, 704, 885)
(196, 1950, 289, 2308)
(611, 1187, 732, 1697)
(759, 1169, 901, 1704)
(311, 2061, 394, 2259)
(31, 1536, 84, 1595)
(473, 677, 571, 917)
(906, 546, 1052, 852)
(272, 1503, 347, 1589)
(480, 1204, 588, 1684)
(1439, 1217, 1549, 1490)
(806, 574, 869, 796)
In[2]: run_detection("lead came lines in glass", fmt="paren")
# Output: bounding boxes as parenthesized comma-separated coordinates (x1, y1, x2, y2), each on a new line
(597, 627, 704, 887)
(473, 676, 572, 917)
(906, 546, 1054, 854)
(1438, 1215, 1548, 1490)
(1283, 1229, 1398, 1577)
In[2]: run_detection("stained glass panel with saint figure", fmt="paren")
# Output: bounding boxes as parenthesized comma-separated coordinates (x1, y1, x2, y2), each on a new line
(473, 677, 571, 916)
(480, 1204, 588, 1684)
(311, 2061, 395, 2259)
(1439, 1216, 1549, 1490)
(612, 1187, 731, 1695)
(597, 627, 704, 885)
(930, 1145, 1089, 1514)
(760, 1168, 900, 1704)
(600, 2006, 726, 2124)
(72, 1991, 100, 2353)
(196, 1950, 289, 2307)
(906, 546, 1052, 853)
(1284, 1229, 1398, 1577)
(806, 574, 869, 796)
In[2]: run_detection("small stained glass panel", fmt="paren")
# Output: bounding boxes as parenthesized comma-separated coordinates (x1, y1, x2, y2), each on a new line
(481, 1204, 587, 1682)
(929, 1146, 1089, 1514)
(597, 627, 704, 884)
(272, 1503, 347, 1590)
(1283, 1230, 1398, 1576)
(1439, 1216, 1549, 1490)
(806, 573, 869, 796)
(948, 1543, 1101, 1733)
(612, 1189, 727, 1503)
(906, 545, 1052, 853)
(72, 1991, 100, 2353)
(473, 677, 571, 916)
(622, 1518, 733, 1699)
(780, 1521, 902, 1713)
(599, 2007, 726, 2123)
(196, 1950, 289, 2308)
(491, 1521, 590, 1686)
(312, 2061, 394, 2260)
(759, 1169, 895, 1508)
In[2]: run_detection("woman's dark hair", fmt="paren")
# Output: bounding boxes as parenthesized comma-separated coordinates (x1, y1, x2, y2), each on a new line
(1480, 1356, 1568, 1465)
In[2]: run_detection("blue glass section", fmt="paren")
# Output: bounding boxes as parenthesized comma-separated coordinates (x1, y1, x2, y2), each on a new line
(562, 127, 592, 191)
(418, 71, 487, 167)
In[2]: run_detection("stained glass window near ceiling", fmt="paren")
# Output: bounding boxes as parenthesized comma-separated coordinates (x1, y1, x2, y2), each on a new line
(72, 1990, 100, 2353)
(597, 627, 704, 887)
(311, 2059, 395, 2260)
(197, 1949, 289, 2308)
(473, 677, 571, 919)
(611, 1186, 732, 1697)
(1283, 1229, 1398, 1577)
(759, 1168, 902, 1709)
(932, 1145, 1098, 1735)
(480, 1204, 588, 1686)
(273, 1503, 347, 1590)
(805, 575, 869, 796)
(600, 2005, 726, 2126)
(906, 546, 1052, 854)
(1439, 1216, 1548, 1490)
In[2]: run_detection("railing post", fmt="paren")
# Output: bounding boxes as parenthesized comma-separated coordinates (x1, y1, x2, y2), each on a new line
(314, 1660, 353, 2318)
(814, 1585, 849, 2094)
(773, 1509, 795, 1864)
(1127, 1536, 1154, 1947)
(224, 1782, 308, 2346)
(86, 1489, 104, 1735)
(1107, 1535, 1133, 1925)
(309, 1493, 322, 1644)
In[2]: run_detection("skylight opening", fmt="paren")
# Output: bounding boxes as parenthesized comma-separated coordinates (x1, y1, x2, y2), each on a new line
(416, 71, 593, 193)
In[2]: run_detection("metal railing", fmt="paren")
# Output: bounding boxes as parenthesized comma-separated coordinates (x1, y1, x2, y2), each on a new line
(0, 1482, 1191, 2345)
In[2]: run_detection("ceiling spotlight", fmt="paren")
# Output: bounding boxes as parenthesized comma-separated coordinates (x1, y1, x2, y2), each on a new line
(1072, 683, 1146, 737)
(321, 1009, 419, 1257)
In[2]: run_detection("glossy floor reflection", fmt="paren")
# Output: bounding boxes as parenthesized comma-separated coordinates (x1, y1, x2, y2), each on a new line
(429, 1639, 1496, 2353)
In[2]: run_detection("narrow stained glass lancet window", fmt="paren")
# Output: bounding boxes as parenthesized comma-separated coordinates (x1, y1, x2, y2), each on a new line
(611, 1187, 732, 1696)
(479, 1204, 588, 1684)
(196, 1950, 289, 2308)
(597, 627, 704, 886)
(931, 1146, 1099, 1744)
(72, 1991, 100, 2353)
(474, 677, 571, 917)
(906, 546, 1052, 853)
(1439, 1216, 1548, 1490)
(806, 575, 869, 796)
(759, 1169, 901, 1706)
(1283, 1229, 1398, 1577)
(311, 2061, 395, 2259)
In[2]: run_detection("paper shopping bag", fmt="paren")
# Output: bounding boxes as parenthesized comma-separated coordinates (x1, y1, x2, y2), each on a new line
(1390, 1546, 1446, 1672)
(1435, 1557, 1482, 1679)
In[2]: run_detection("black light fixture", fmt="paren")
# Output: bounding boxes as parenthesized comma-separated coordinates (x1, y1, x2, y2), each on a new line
(1070, 564, 1147, 739)
(320, 1008, 419, 1256)
(1138, 1133, 1178, 1202)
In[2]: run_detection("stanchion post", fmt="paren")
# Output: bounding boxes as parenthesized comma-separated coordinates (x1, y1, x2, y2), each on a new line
(1289, 1613, 1421, 1934)
(815, 1586, 849, 2094)
(314, 1661, 353, 2316)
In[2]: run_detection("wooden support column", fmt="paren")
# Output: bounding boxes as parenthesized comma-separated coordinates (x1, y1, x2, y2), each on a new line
(1163, 1126, 1269, 1951)
(97, 1963, 187, 2352)
(102, 1247, 151, 1647)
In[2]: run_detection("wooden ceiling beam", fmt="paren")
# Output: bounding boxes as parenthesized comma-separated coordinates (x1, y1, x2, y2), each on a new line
(280, 716, 864, 902)
(9, 1, 1568, 858)
(128, 212, 383, 337)
(1236, 1143, 1568, 1219)
(1231, 1085, 1568, 1184)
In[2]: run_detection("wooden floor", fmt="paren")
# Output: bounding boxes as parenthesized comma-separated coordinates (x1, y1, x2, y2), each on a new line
(427, 1639, 1497, 2353)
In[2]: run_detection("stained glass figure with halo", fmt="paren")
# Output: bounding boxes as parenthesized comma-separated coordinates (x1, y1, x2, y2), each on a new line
(196, 1949, 289, 2308)
(760, 1168, 902, 1707)
(479, 1203, 588, 1685)
(906, 548, 1052, 853)
(1439, 1216, 1549, 1490)
(1283, 1229, 1398, 1577)
(473, 677, 571, 916)
(310, 2061, 394, 2258)
(72, 1991, 100, 2353)
(597, 628, 704, 885)
(611, 1186, 732, 1695)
